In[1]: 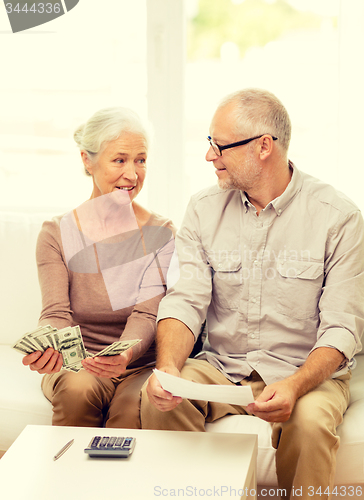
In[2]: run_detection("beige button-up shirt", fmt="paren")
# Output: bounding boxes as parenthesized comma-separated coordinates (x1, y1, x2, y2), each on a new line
(160, 163, 364, 384)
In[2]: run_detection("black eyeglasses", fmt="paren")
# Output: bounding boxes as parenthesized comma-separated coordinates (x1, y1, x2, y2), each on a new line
(207, 134, 278, 156)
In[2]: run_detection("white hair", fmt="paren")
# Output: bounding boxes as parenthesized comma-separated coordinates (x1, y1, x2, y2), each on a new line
(218, 88, 291, 153)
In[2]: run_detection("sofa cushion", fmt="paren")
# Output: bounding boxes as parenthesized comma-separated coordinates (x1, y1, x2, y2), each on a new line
(0, 209, 69, 345)
(335, 356, 364, 485)
(0, 346, 52, 451)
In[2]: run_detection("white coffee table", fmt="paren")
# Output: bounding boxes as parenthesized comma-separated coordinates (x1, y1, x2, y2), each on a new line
(0, 425, 257, 500)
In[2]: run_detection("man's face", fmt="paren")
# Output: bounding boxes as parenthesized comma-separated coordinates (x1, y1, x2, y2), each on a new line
(206, 103, 262, 192)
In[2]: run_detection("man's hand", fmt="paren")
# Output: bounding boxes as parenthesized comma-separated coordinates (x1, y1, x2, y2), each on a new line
(146, 367, 183, 412)
(22, 348, 63, 374)
(145, 318, 195, 411)
(247, 347, 346, 422)
(82, 348, 133, 378)
(246, 379, 298, 423)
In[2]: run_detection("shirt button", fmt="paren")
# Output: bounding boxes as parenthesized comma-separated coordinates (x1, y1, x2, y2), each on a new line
(251, 298, 257, 303)
(277, 209, 282, 216)
(250, 334, 256, 339)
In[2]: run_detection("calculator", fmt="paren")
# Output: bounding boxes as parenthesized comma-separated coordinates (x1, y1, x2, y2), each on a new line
(84, 436, 136, 458)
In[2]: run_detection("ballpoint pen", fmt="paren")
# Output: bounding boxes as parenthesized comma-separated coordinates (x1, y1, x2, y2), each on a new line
(53, 439, 74, 461)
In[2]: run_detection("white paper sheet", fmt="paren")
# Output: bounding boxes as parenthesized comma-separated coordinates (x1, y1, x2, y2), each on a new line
(153, 369, 254, 406)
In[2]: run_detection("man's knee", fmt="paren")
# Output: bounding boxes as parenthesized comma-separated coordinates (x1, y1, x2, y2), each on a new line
(140, 380, 159, 419)
(273, 393, 341, 451)
(180, 359, 228, 385)
(140, 377, 206, 431)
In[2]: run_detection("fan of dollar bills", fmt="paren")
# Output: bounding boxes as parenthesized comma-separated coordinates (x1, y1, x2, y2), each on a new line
(12, 324, 141, 373)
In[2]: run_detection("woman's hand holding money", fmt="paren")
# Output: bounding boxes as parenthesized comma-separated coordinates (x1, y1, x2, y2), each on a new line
(22, 348, 63, 374)
(82, 348, 134, 378)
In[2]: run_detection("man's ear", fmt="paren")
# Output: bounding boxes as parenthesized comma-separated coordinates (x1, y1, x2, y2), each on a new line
(259, 135, 275, 160)
(81, 151, 93, 175)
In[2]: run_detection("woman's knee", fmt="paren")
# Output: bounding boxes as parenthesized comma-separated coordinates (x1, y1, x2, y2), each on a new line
(50, 372, 114, 426)
(52, 371, 114, 408)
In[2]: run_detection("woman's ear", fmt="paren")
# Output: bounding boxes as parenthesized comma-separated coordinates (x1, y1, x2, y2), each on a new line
(81, 151, 93, 175)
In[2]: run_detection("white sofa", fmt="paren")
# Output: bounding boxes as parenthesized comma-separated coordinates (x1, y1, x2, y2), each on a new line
(1, 209, 364, 495)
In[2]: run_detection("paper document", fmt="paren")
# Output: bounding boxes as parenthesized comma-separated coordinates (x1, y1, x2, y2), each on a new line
(154, 369, 254, 406)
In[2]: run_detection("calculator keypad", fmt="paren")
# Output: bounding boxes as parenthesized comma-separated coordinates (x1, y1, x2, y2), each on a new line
(85, 436, 136, 458)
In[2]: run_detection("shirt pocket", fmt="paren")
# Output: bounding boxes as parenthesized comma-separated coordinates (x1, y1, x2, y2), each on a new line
(276, 259, 324, 319)
(207, 252, 242, 310)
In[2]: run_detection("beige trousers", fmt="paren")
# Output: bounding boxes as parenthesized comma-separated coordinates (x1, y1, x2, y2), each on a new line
(140, 359, 351, 500)
(42, 365, 153, 428)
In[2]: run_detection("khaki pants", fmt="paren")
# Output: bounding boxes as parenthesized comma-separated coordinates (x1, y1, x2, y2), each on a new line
(42, 365, 153, 428)
(140, 359, 351, 500)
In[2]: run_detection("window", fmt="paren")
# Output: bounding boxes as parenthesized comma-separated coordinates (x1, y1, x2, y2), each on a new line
(0, 0, 148, 211)
(184, 0, 364, 222)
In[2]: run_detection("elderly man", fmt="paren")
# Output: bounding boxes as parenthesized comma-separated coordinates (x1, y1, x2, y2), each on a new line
(141, 88, 364, 498)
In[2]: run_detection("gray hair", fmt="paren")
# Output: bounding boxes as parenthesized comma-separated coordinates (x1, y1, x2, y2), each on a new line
(218, 88, 291, 153)
(74, 107, 149, 174)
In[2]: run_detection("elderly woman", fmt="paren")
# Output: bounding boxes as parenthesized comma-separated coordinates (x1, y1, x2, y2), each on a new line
(22, 107, 176, 428)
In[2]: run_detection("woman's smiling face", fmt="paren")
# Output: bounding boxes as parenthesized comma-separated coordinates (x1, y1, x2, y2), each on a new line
(83, 132, 148, 201)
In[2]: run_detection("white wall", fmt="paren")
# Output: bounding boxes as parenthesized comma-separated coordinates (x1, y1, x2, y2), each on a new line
(338, 0, 364, 208)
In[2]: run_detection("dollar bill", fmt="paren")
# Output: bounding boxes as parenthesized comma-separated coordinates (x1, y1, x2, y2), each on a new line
(92, 339, 141, 357)
(32, 330, 56, 351)
(52, 326, 87, 371)
(12, 325, 55, 354)
(12, 325, 141, 373)
(12, 339, 35, 355)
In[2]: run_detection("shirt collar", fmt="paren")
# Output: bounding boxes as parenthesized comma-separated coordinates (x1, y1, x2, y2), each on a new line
(240, 190, 250, 212)
(239, 161, 303, 216)
(270, 161, 302, 216)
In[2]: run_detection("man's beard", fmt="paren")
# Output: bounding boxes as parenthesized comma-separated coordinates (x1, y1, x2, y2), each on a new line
(217, 157, 261, 192)
(217, 176, 234, 190)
